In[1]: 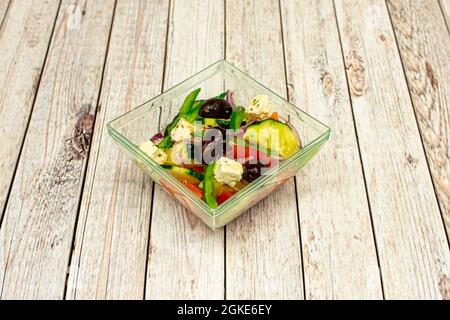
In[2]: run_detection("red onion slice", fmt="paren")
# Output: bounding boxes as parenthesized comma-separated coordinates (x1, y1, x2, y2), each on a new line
(150, 132, 164, 144)
(226, 90, 235, 108)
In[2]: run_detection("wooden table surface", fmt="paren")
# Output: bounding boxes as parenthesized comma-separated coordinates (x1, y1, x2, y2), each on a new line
(0, 0, 448, 300)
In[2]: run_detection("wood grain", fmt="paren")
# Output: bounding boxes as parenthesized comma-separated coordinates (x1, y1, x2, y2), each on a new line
(439, 0, 450, 28)
(386, 0, 450, 238)
(280, 0, 383, 299)
(65, 0, 169, 300)
(225, 0, 304, 299)
(335, 0, 450, 299)
(0, 0, 114, 299)
(0, 0, 446, 300)
(0, 0, 60, 221)
(144, 0, 225, 300)
(0, 0, 10, 27)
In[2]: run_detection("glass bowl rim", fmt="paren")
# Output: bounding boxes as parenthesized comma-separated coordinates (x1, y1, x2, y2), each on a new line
(107, 59, 331, 219)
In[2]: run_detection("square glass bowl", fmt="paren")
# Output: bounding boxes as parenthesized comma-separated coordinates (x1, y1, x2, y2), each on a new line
(107, 60, 330, 230)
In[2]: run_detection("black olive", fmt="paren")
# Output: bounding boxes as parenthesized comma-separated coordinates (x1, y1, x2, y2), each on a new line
(243, 164, 262, 183)
(198, 98, 232, 119)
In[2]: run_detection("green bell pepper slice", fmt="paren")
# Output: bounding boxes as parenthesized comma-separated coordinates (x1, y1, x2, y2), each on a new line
(203, 162, 218, 208)
(158, 89, 202, 150)
(179, 88, 201, 114)
(215, 91, 227, 99)
(184, 100, 204, 122)
(229, 106, 246, 130)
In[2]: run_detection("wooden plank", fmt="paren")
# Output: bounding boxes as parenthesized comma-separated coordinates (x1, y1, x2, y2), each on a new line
(439, 0, 450, 28)
(335, 0, 450, 299)
(0, 0, 60, 222)
(225, 0, 304, 299)
(0, 0, 115, 299)
(280, 0, 383, 299)
(0, 0, 10, 27)
(145, 0, 225, 300)
(65, 0, 169, 300)
(386, 0, 450, 238)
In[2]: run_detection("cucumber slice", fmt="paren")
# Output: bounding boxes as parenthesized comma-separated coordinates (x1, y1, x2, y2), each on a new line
(216, 119, 230, 128)
(162, 165, 204, 185)
(203, 118, 230, 128)
(243, 119, 301, 157)
(203, 118, 217, 127)
(166, 141, 203, 166)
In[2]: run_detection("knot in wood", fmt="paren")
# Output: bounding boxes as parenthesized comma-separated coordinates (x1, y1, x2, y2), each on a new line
(321, 71, 335, 97)
(345, 50, 366, 96)
(72, 112, 94, 159)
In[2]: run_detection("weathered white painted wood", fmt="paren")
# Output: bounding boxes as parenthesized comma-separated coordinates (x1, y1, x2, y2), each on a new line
(65, 0, 169, 300)
(439, 0, 450, 28)
(0, 0, 10, 27)
(0, 0, 114, 299)
(145, 0, 225, 300)
(280, 0, 383, 299)
(225, 0, 304, 299)
(335, 0, 450, 299)
(0, 0, 60, 221)
(387, 0, 450, 238)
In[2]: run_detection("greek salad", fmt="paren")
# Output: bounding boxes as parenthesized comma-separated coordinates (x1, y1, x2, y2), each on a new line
(139, 88, 301, 208)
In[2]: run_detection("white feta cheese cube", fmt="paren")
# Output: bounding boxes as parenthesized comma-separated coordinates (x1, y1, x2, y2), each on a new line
(214, 157, 243, 188)
(247, 94, 275, 119)
(139, 140, 167, 165)
(171, 117, 194, 142)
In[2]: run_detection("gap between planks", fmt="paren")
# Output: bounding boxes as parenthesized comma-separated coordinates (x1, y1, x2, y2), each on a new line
(277, 0, 307, 300)
(63, 0, 119, 299)
(0, 0, 446, 300)
(385, 0, 450, 242)
(142, 0, 173, 301)
(0, 0, 115, 299)
(331, 0, 386, 298)
(0, 0, 11, 31)
(334, 0, 450, 299)
(281, 0, 383, 299)
(224, 0, 305, 300)
(0, 0, 62, 225)
(438, 0, 450, 30)
(66, 0, 169, 299)
(145, 0, 225, 300)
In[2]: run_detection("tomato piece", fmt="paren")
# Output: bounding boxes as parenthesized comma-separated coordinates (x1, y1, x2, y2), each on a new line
(181, 180, 204, 200)
(191, 166, 204, 174)
(217, 191, 236, 205)
(231, 143, 278, 167)
(270, 112, 279, 120)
